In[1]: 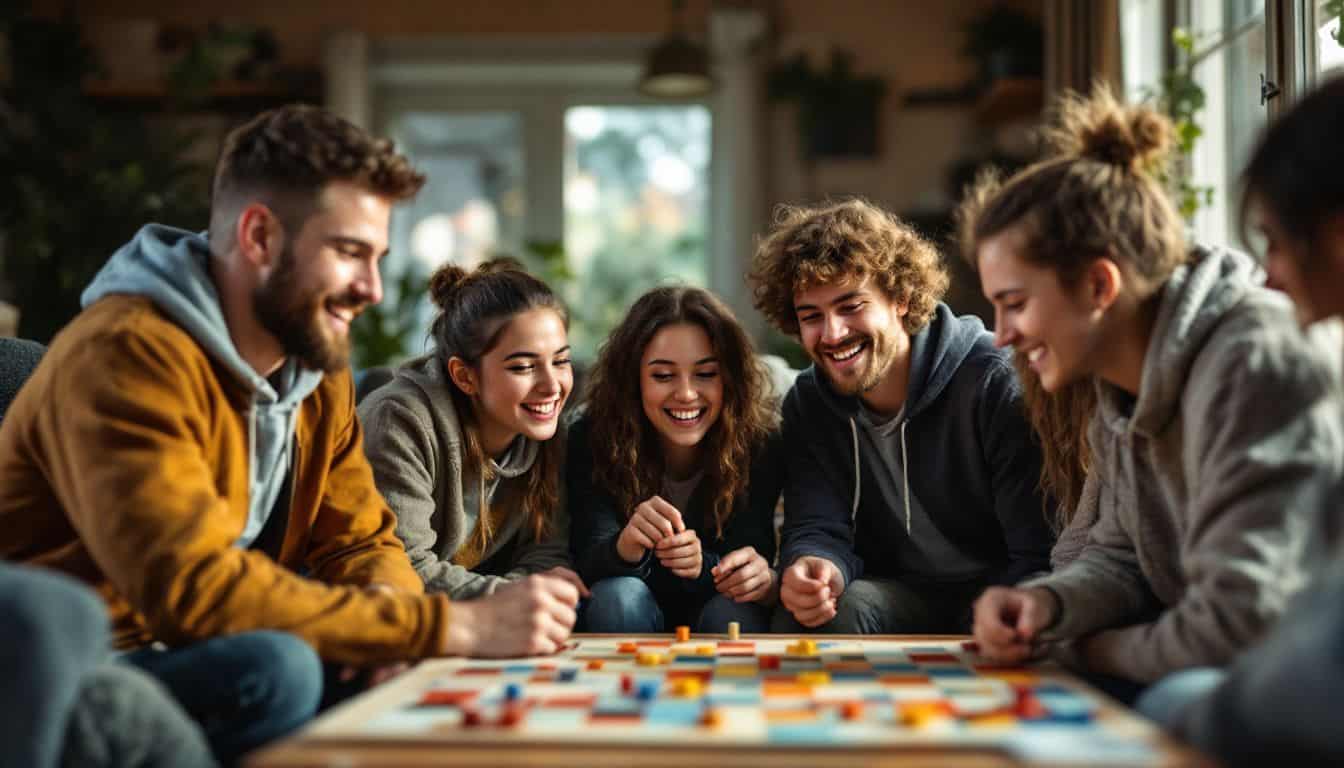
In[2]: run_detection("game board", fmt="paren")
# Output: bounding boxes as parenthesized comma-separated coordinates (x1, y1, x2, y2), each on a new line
(289, 635, 1178, 766)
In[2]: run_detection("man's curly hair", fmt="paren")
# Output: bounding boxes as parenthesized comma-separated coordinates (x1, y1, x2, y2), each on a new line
(210, 103, 425, 245)
(748, 199, 949, 337)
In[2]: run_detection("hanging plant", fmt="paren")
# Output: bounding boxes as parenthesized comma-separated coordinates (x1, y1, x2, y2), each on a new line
(767, 48, 886, 159)
(1326, 0, 1344, 45)
(1148, 28, 1215, 221)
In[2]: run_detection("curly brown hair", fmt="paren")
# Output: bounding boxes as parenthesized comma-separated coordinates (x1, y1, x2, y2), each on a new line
(210, 104, 425, 246)
(428, 257, 569, 548)
(582, 286, 778, 539)
(749, 199, 949, 337)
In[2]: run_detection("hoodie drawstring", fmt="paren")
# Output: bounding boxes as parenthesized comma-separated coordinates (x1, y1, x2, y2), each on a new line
(849, 417, 861, 528)
(900, 419, 911, 535)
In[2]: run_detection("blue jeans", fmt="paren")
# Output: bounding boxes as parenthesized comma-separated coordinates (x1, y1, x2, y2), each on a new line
(583, 577, 772, 634)
(1135, 667, 1226, 730)
(0, 563, 214, 768)
(770, 577, 983, 634)
(124, 631, 323, 763)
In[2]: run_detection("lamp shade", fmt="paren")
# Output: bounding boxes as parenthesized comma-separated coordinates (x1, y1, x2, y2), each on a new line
(639, 34, 713, 97)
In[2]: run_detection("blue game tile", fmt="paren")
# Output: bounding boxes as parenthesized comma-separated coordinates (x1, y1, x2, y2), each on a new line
(557, 668, 579, 682)
(592, 697, 642, 717)
(670, 656, 716, 665)
(871, 663, 921, 673)
(830, 671, 880, 681)
(644, 700, 704, 726)
(502, 664, 535, 674)
(904, 646, 956, 654)
(924, 667, 974, 678)
(767, 721, 838, 744)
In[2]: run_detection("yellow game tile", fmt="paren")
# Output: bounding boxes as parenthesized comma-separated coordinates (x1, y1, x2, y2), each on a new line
(636, 652, 666, 666)
(695, 644, 716, 656)
(715, 664, 758, 677)
(795, 671, 831, 686)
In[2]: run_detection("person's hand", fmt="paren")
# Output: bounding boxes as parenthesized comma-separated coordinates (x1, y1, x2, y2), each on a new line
(539, 565, 591, 598)
(656, 528, 703, 579)
(712, 546, 774, 603)
(779, 556, 844, 627)
(442, 572, 581, 657)
(971, 586, 1059, 664)
(615, 496, 684, 563)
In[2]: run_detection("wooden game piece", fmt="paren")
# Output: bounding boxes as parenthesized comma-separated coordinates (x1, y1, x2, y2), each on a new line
(727, 621, 740, 641)
(695, 644, 715, 656)
(786, 639, 819, 656)
(636, 651, 666, 666)
(637, 681, 659, 701)
(462, 708, 483, 727)
(500, 704, 525, 727)
(898, 701, 945, 728)
(759, 654, 781, 670)
(586, 659, 605, 671)
(504, 682, 523, 702)
(621, 674, 634, 694)
(841, 701, 865, 721)
(675, 625, 691, 643)
(618, 641, 639, 653)
(701, 708, 725, 728)
(796, 671, 831, 686)
(670, 677, 703, 697)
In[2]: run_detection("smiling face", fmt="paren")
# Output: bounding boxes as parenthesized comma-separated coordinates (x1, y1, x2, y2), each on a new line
(462, 307, 573, 456)
(793, 278, 908, 397)
(977, 226, 1105, 393)
(640, 322, 724, 464)
(253, 181, 390, 372)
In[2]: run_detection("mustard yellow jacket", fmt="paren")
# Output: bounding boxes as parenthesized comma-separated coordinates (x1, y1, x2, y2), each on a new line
(0, 297, 450, 664)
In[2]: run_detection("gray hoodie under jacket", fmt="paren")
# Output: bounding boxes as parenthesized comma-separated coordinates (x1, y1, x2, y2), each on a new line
(357, 353, 571, 599)
(81, 224, 322, 549)
(1027, 245, 1344, 683)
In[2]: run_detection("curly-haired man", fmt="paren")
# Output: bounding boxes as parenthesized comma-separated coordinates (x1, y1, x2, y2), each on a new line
(0, 105, 581, 762)
(748, 198, 1054, 634)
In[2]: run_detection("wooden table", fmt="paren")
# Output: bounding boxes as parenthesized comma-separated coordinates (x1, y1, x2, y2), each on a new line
(246, 634, 1206, 767)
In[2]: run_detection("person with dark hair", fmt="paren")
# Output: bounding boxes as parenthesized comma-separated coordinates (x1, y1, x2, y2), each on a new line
(963, 86, 1343, 699)
(1150, 75, 1344, 765)
(747, 198, 1054, 635)
(0, 104, 577, 763)
(568, 286, 783, 634)
(359, 259, 587, 606)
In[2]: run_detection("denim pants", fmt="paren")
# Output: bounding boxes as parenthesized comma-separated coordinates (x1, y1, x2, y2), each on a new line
(769, 576, 985, 634)
(123, 631, 323, 764)
(0, 563, 214, 768)
(583, 576, 772, 633)
(1134, 667, 1227, 729)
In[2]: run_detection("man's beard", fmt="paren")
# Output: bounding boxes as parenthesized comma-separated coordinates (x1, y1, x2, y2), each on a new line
(254, 244, 361, 373)
(814, 332, 893, 396)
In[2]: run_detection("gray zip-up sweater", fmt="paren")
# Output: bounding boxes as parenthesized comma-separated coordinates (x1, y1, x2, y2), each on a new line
(358, 354, 571, 598)
(1027, 245, 1344, 683)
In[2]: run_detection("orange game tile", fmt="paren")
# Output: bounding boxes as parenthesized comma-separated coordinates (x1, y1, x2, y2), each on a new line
(765, 708, 818, 723)
(841, 701, 865, 720)
(878, 674, 932, 685)
(419, 690, 479, 706)
(617, 642, 638, 653)
(586, 660, 605, 670)
(763, 682, 813, 698)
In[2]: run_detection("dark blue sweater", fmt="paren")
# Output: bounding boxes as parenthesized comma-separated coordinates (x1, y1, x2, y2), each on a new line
(778, 303, 1054, 588)
(567, 414, 783, 622)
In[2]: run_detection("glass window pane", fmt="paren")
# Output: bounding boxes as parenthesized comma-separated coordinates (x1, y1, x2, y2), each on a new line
(384, 112, 525, 358)
(563, 105, 711, 360)
(1121, 0, 1167, 102)
(1319, 0, 1344, 77)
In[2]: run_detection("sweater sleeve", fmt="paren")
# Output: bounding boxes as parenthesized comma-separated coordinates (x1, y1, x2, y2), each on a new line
(306, 373, 425, 595)
(776, 392, 862, 586)
(1033, 332, 1341, 682)
(360, 395, 510, 599)
(48, 331, 448, 664)
(977, 359, 1056, 585)
(567, 418, 651, 584)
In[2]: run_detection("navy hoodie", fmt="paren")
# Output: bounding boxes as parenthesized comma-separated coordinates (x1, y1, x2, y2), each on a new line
(778, 303, 1054, 588)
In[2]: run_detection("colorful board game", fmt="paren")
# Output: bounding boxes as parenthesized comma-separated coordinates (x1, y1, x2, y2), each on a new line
(299, 636, 1173, 765)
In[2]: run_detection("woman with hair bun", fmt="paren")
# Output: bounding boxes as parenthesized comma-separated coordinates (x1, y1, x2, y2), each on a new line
(359, 258, 588, 605)
(959, 87, 1343, 697)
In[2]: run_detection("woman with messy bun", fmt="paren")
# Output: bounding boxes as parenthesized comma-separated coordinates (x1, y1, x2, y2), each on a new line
(959, 86, 1344, 706)
(358, 258, 588, 602)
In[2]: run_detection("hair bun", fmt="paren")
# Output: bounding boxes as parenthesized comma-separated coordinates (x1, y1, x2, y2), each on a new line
(477, 256, 526, 275)
(1049, 85, 1174, 173)
(428, 264, 470, 309)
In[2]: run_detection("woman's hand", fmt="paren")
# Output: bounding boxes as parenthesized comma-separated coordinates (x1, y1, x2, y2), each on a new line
(712, 546, 774, 603)
(655, 529, 703, 579)
(615, 496, 684, 563)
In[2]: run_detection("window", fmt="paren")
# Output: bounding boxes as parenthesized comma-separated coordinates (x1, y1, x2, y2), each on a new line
(1317, 0, 1344, 77)
(1120, 0, 1268, 249)
(369, 48, 713, 362)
